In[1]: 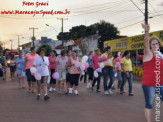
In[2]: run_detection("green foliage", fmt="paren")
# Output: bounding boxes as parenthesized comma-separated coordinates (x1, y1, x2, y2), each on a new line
(57, 32, 71, 40)
(57, 20, 120, 51)
(36, 44, 52, 56)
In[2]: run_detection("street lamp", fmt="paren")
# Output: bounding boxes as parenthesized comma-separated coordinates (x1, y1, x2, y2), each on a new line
(45, 24, 58, 33)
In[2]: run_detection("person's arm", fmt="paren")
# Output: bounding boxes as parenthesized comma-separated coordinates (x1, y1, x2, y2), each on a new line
(121, 63, 130, 78)
(141, 24, 152, 57)
(24, 56, 28, 71)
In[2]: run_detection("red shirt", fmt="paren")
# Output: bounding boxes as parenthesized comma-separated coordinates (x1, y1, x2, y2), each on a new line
(142, 54, 163, 86)
(91, 54, 100, 69)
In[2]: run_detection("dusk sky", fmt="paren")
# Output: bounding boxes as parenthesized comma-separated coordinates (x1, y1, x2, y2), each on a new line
(0, 0, 163, 49)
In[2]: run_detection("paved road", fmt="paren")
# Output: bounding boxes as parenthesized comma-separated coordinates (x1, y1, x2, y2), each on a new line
(0, 72, 162, 122)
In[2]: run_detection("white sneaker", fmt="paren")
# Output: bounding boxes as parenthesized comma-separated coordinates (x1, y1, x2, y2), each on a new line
(53, 88, 56, 92)
(104, 91, 109, 95)
(74, 90, 79, 95)
(108, 89, 113, 94)
(69, 88, 73, 94)
(95, 82, 97, 86)
(86, 83, 90, 88)
(49, 87, 53, 92)
(89, 83, 92, 88)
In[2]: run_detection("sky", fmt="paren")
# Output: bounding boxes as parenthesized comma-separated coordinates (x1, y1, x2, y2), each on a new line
(0, 0, 163, 49)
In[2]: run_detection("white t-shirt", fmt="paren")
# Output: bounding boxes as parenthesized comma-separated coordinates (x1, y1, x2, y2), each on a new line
(33, 56, 49, 76)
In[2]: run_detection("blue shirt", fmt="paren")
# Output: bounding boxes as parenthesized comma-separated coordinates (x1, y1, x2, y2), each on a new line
(16, 58, 24, 70)
(88, 57, 92, 68)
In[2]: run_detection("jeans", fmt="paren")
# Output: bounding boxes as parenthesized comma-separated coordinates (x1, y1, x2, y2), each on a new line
(92, 72, 101, 90)
(120, 72, 133, 93)
(102, 66, 115, 91)
(117, 71, 122, 89)
(142, 85, 163, 109)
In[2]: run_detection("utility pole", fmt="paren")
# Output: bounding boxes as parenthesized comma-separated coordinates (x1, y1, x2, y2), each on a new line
(145, 0, 148, 24)
(16, 35, 22, 51)
(10, 40, 13, 51)
(57, 18, 68, 49)
(29, 28, 38, 47)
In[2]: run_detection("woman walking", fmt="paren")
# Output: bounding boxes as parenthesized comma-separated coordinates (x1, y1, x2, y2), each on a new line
(68, 50, 81, 95)
(49, 50, 57, 92)
(91, 49, 101, 92)
(56, 50, 68, 94)
(120, 51, 134, 96)
(87, 51, 94, 89)
(10, 55, 16, 79)
(16, 52, 26, 88)
(66, 50, 72, 93)
(33, 48, 50, 100)
(141, 24, 163, 122)
(24, 47, 39, 93)
(114, 51, 123, 92)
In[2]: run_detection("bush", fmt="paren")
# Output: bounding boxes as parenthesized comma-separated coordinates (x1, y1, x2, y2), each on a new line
(36, 44, 52, 56)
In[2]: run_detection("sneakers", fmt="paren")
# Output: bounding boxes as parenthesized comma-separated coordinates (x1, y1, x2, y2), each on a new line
(86, 83, 92, 89)
(49, 87, 53, 92)
(69, 88, 73, 94)
(104, 91, 109, 95)
(37, 95, 40, 100)
(108, 89, 113, 94)
(53, 88, 56, 92)
(129, 93, 134, 96)
(74, 90, 79, 95)
(44, 95, 50, 100)
(96, 90, 101, 92)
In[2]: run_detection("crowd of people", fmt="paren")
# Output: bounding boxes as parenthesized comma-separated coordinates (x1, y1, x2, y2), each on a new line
(0, 24, 163, 122)
(0, 45, 135, 100)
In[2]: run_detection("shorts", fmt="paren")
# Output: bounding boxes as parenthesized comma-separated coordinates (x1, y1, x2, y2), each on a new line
(70, 74, 80, 86)
(50, 69, 56, 84)
(10, 66, 16, 73)
(37, 76, 48, 85)
(26, 69, 36, 82)
(17, 69, 25, 77)
(58, 69, 66, 80)
(66, 73, 71, 82)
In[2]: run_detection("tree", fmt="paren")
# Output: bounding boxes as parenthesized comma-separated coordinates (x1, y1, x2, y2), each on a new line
(57, 32, 71, 40)
(56, 20, 119, 51)
(37, 44, 52, 56)
(69, 25, 87, 40)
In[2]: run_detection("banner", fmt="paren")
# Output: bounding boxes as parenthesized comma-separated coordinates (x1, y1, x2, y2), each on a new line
(104, 30, 163, 52)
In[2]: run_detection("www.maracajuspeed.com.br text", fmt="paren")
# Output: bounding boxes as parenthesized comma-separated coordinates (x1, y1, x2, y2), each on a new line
(0, 9, 70, 17)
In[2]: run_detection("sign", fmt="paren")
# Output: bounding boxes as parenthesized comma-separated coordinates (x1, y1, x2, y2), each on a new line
(104, 30, 163, 52)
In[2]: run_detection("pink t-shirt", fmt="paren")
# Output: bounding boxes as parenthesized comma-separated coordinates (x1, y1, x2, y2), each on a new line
(69, 57, 80, 74)
(91, 54, 100, 69)
(48, 56, 56, 69)
(25, 53, 39, 69)
(115, 57, 122, 71)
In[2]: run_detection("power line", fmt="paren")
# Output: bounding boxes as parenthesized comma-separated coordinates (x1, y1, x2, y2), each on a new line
(129, 0, 144, 15)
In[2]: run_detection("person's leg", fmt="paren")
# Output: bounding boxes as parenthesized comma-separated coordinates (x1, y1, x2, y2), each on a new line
(142, 85, 155, 122)
(96, 73, 101, 92)
(108, 67, 115, 89)
(102, 67, 109, 91)
(128, 72, 133, 95)
(58, 81, 61, 93)
(62, 70, 67, 92)
(160, 85, 163, 101)
(117, 71, 122, 89)
(84, 71, 87, 83)
(22, 77, 25, 88)
(74, 74, 80, 95)
(18, 77, 21, 88)
(120, 72, 127, 94)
